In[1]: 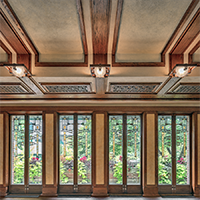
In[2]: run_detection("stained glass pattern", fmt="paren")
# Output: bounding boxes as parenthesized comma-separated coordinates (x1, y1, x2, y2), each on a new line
(78, 115, 91, 184)
(11, 115, 25, 184)
(29, 116, 42, 184)
(158, 116, 172, 185)
(109, 115, 123, 184)
(176, 116, 190, 185)
(59, 115, 74, 184)
(127, 116, 141, 184)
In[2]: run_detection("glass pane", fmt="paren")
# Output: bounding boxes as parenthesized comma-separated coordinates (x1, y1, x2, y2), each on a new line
(29, 116, 42, 185)
(78, 115, 91, 184)
(158, 116, 172, 185)
(176, 116, 190, 185)
(127, 115, 141, 185)
(109, 115, 123, 184)
(11, 115, 25, 184)
(59, 115, 74, 184)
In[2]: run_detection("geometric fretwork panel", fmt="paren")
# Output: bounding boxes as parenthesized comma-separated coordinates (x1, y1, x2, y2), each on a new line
(171, 84, 200, 94)
(0, 84, 30, 93)
(42, 84, 92, 93)
(109, 83, 160, 93)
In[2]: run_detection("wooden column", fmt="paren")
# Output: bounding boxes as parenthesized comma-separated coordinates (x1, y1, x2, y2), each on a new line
(92, 112, 108, 196)
(142, 112, 159, 197)
(41, 112, 58, 197)
(192, 112, 200, 197)
(0, 112, 9, 197)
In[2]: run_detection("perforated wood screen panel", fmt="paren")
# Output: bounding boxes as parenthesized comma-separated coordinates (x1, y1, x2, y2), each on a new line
(41, 83, 92, 93)
(170, 84, 200, 94)
(0, 84, 32, 94)
(109, 83, 160, 93)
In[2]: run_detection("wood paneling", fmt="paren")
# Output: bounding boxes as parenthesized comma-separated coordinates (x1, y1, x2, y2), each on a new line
(93, 54, 107, 65)
(95, 114, 105, 184)
(45, 114, 54, 185)
(0, 114, 3, 185)
(91, 0, 110, 64)
(146, 114, 155, 185)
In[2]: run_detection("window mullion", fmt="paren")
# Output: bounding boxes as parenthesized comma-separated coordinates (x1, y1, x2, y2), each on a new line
(123, 114, 127, 189)
(172, 114, 176, 189)
(24, 114, 29, 191)
(74, 114, 78, 188)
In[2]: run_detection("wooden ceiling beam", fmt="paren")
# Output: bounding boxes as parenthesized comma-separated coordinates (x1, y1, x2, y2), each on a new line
(91, 0, 111, 64)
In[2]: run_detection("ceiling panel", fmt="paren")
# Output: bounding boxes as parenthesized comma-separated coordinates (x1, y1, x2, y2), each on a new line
(193, 47, 200, 62)
(116, 0, 192, 62)
(8, 0, 84, 62)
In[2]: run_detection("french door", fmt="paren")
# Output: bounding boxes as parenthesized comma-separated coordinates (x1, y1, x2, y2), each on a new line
(58, 114, 92, 195)
(158, 115, 192, 195)
(9, 115, 43, 194)
(108, 115, 142, 194)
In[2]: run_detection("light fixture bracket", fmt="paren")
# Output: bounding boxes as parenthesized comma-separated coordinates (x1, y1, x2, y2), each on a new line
(169, 64, 197, 78)
(90, 64, 110, 78)
(4, 64, 32, 78)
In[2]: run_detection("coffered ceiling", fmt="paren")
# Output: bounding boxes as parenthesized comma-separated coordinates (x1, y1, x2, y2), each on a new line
(0, 0, 199, 103)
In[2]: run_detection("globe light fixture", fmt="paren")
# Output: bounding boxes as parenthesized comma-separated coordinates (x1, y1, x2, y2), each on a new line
(4, 64, 32, 78)
(169, 64, 196, 78)
(90, 64, 110, 78)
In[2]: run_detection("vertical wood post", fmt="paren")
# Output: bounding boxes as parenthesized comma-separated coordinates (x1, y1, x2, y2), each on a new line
(41, 112, 58, 197)
(192, 112, 200, 197)
(0, 112, 9, 197)
(92, 112, 108, 196)
(142, 112, 159, 197)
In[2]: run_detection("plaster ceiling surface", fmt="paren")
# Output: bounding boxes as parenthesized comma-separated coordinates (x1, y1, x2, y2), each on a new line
(0, 46, 8, 62)
(116, 0, 192, 62)
(193, 47, 200, 62)
(8, 0, 84, 62)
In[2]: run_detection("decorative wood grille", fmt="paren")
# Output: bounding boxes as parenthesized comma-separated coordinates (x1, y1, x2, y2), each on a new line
(0, 84, 30, 94)
(42, 84, 92, 93)
(109, 83, 160, 93)
(170, 84, 200, 93)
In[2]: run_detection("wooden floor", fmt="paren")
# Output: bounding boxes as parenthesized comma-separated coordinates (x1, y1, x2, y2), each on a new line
(1, 197, 198, 200)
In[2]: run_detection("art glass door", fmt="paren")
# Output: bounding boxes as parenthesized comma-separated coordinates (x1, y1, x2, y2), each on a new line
(10, 115, 43, 194)
(158, 115, 191, 194)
